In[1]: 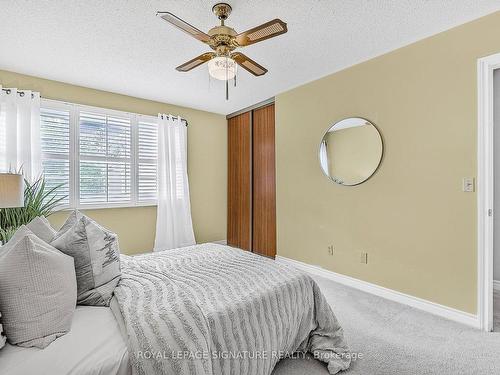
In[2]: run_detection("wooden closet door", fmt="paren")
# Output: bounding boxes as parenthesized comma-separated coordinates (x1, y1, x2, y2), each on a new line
(227, 112, 252, 250)
(252, 104, 276, 257)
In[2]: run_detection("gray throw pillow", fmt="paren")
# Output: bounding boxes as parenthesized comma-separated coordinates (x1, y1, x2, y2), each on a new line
(53, 210, 82, 239)
(51, 211, 121, 306)
(0, 226, 77, 349)
(26, 216, 57, 243)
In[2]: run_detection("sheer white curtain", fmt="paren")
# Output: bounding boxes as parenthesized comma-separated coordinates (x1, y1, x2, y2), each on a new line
(0, 86, 42, 181)
(154, 114, 195, 251)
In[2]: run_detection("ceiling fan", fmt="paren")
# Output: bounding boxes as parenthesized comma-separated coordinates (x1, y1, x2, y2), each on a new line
(157, 3, 287, 99)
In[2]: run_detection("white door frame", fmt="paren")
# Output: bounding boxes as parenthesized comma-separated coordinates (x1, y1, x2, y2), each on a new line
(477, 52, 500, 331)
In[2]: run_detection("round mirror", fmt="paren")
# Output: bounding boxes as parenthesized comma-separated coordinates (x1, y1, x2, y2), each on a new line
(319, 117, 383, 186)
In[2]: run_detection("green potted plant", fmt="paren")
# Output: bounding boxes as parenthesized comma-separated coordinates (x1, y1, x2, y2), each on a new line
(0, 176, 66, 244)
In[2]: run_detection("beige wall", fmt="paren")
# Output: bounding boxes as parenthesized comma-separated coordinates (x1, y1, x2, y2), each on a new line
(0, 70, 227, 255)
(276, 11, 500, 314)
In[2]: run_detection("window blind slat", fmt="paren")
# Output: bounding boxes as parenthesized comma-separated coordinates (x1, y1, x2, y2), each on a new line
(138, 120, 158, 202)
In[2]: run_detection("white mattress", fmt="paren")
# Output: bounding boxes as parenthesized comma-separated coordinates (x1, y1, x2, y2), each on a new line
(0, 305, 131, 375)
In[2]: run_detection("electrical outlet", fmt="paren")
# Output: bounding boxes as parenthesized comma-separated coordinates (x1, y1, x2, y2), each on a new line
(328, 245, 334, 256)
(360, 252, 368, 264)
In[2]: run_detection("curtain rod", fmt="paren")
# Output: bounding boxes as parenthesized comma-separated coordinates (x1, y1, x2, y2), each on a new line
(1, 88, 38, 99)
(3, 90, 188, 126)
(159, 114, 189, 127)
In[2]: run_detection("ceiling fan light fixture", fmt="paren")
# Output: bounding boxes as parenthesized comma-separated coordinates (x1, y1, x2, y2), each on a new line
(208, 56, 237, 81)
(158, 2, 288, 95)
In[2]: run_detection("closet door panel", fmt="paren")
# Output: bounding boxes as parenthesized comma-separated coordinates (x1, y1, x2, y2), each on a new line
(252, 104, 276, 257)
(227, 112, 252, 250)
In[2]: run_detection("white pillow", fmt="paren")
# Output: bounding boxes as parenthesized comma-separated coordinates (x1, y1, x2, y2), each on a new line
(51, 211, 121, 306)
(26, 216, 57, 243)
(0, 226, 77, 349)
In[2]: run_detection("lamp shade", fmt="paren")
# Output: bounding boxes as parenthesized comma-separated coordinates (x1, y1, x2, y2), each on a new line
(0, 174, 24, 208)
(208, 56, 237, 81)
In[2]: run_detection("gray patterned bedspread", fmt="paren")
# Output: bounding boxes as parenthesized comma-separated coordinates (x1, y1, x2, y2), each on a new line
(114, 243, 351, 375)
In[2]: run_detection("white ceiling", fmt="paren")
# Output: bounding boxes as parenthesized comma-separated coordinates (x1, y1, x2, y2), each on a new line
(1, 1, 499, 115)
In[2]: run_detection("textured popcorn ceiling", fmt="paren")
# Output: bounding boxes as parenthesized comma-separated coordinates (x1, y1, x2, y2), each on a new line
(0, 1, 499, 115)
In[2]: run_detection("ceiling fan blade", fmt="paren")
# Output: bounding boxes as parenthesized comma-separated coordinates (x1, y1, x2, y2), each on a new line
(157, 12, 211, 43)
(176, 52, 215, 72)
(235, 19, 287, 46)
(232, 53, 268, 76)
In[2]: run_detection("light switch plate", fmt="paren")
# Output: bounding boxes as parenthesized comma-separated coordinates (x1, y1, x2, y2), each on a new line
(360, 252, 368, 264)
(462, 177, 475, 192)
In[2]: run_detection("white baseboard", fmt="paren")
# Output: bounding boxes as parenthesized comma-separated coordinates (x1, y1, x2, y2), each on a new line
(494, 280, 500, 291)
(276, 255, 480, 329)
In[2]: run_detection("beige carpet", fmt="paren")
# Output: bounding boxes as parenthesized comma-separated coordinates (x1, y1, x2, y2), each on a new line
(273, 275, 500, 375)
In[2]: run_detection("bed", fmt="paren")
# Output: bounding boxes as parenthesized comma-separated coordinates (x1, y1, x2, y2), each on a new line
(0, 243, 350, 375)
(0, 305, 131, 375)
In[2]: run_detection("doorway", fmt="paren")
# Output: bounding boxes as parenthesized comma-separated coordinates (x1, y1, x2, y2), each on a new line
(478, 52, 500, 332)
(493, 69, 500, 331)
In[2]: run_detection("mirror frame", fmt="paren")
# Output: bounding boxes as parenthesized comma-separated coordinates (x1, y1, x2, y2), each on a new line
(318, 117, 384, 186)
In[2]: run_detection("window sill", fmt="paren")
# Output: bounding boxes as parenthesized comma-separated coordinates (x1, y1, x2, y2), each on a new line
(56, 202, 157, 211)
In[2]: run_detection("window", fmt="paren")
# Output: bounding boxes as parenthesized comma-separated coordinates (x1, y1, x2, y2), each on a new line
(40, 99, 158, 208)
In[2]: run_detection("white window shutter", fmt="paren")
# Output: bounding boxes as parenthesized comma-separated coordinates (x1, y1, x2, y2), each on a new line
(137, 119, 158, 202)
(40, 107, 71, 206)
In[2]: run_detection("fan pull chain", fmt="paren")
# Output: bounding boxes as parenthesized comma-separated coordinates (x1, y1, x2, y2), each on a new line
(225, 56, 229, 100)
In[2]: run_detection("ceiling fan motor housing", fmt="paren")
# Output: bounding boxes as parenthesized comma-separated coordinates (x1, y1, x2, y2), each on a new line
(208, 25, 238, 56)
